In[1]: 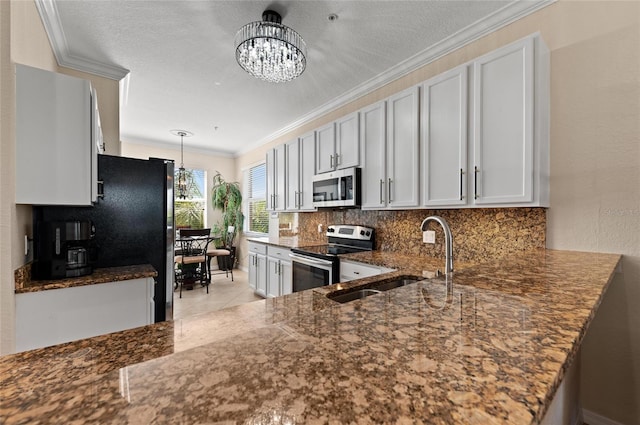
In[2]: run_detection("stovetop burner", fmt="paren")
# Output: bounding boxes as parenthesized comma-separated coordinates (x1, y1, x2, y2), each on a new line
(291, 224, 375, 261)
(293, 244, 370, 258)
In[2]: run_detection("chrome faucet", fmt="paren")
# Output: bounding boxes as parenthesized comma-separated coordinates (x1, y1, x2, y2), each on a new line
(420, 216, 453, 276)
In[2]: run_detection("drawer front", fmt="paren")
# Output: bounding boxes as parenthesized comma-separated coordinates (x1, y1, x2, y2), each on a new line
(267, 245, 291, 260)
(248, 242, 267, 255)
(340, 260, 382, 282)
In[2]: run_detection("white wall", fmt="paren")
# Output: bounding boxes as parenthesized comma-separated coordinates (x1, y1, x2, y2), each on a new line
(121, 140, 236, 232)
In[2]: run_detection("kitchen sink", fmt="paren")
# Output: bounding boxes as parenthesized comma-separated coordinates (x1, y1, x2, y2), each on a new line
(370, 278, 420, 291)
(330, 289, 382, 304)
(328, 277, 422, 303)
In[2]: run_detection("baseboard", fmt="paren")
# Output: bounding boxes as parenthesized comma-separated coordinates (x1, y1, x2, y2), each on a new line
(583, 409, 625, 425)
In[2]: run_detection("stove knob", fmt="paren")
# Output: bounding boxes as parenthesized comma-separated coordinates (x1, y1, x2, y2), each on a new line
(328, 227, 335, 233)
(366, 231, 371, 236)
(360, 230, 365, 236)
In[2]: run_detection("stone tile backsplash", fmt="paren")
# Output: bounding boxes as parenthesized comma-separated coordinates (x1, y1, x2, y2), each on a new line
(289, 208, 546, 263)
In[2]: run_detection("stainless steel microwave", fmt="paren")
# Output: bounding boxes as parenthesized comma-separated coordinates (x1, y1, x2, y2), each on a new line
(312, 167, 361, 208)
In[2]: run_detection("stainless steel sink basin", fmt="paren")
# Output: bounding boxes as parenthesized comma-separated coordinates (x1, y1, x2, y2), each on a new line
(330, 289, 382, 304)
(328, 277, 422, 303)
(370, 278, 420, 291)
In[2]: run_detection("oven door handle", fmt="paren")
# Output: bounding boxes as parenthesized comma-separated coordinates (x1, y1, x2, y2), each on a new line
(289, 253, 334, 267)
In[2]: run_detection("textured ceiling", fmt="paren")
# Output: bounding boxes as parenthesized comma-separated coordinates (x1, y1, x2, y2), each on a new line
(39, 0, 551, 156)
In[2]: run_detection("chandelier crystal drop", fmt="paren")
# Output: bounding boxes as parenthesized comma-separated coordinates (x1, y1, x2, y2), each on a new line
(235, 10, 307, 83)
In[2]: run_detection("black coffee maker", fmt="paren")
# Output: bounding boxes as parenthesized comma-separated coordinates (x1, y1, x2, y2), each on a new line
(34, 220, 95, 279)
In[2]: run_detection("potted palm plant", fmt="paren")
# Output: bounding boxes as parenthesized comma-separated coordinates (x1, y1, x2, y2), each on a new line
(211, 171, 244, 270)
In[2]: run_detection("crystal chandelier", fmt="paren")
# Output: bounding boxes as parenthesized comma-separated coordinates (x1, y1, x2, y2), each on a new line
(235, 10, 307, 83)
(171, 130, 192, 199)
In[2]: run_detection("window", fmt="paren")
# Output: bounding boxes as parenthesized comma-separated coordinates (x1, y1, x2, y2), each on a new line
(244, 163, 268, 234)
(175, 168, 206, 229)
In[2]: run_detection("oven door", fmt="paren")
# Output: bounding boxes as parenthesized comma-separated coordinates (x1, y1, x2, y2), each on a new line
(289, 253, 337, 292)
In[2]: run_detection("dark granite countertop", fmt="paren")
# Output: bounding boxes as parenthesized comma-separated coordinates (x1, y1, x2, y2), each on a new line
(0, 250, 620, 424)
(15, 264, 157, 294)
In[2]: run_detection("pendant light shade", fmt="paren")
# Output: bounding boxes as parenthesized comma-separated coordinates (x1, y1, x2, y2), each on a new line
(171, 130, 192, 199)
(235, 9, 307, 83)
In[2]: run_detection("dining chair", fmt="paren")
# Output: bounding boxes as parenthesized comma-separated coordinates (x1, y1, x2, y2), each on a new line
(206, 226, 235, 282)
(175, 228, 212, 298)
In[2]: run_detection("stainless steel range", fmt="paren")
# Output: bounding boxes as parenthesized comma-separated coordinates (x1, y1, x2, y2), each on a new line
(289, 224, 375, 292)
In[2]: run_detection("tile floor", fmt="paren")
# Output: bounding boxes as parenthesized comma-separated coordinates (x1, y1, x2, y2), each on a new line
(173, 269, 262, 320)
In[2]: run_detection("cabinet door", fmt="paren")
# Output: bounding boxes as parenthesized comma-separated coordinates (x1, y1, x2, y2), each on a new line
(280, 260, 292, 296)
(248, 253, 257, 291)
(360, 101, 387, 209)
(16, 64, 93, 205)
(274, 144, 286, 211)
(255, 254, 267, 297)
(285, 139, 300, 211)
(473, 37, 534, 204)
(421, 66, 468, 206)
(387, 86, 420, 208)
(335, 112, 359, 169)
(315, 123, 336, 174)
(265, 149, 275, 211)
(267, 257, 280, 298)
(298, 131, 316, 211)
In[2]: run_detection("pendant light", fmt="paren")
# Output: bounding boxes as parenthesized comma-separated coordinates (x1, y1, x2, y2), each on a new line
(171, 130, 193, 199)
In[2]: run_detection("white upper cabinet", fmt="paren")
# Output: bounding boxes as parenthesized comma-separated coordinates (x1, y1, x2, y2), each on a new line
(298, 131, 316, 210)
(315, 112, 360, 174)
(266, 144, 286, 211)
(335, 112, 360, 169)
(386, 86, 420, 208)
(421, 65, 468, 207)
(471, 35, 549, 206)
(285, 138, 299, 211)
(315, 123, 336, 174)
(360, 101, 387, 209)
(16, 64, 98, 205)
(361, 87, 419, 210)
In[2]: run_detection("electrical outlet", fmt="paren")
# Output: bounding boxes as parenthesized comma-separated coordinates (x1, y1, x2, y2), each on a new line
(423, 230, 436, 244)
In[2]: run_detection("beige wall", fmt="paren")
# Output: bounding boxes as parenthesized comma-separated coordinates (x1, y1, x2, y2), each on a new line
(236, 1, 640, 423)
(0, 0, 121, 354)
(122, 141, 236, 231)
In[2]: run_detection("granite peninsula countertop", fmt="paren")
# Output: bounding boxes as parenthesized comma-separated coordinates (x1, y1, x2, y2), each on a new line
(0, 250, 620, 424)
(14, 264, 157, 294)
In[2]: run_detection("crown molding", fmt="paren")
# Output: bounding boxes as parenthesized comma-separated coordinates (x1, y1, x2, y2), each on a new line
(122, 136, 237, 159)
(238, 0, 555, 156)
(35, 0, 129, 80)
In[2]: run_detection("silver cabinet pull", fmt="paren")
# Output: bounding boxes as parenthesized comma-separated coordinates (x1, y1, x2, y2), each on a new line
(474, 166, 479, 200)
(298, 191, 303, 208)
(459, 168, 464, 201)
(330, 154, 334, 168)
(388, 178, 393, 203)
(335, 153, 340, 166)
(379, 179, 384, 204)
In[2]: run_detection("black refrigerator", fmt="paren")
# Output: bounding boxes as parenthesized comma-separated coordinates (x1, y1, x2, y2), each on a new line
(34, 155, 175, 322)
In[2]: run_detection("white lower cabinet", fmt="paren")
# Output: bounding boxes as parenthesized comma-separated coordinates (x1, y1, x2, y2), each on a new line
(340, 260, 394, 283)
(266, 246, 292, 297)
(248, 242, 268, 297)
(15, 277, 154, 353)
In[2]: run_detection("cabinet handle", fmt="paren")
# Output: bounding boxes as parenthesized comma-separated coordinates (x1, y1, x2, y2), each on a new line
(97, 180, 105, 199)
(296, 191, 300, 208)
(474, 166, 479, 200)
(459, 169, 464, 201)
(298, 191, 303, 208)
(330, 154, 334, 168)
(379, 179, 384, 204)
(388, 178, 393, 203)
(336, 153, 340, 166)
